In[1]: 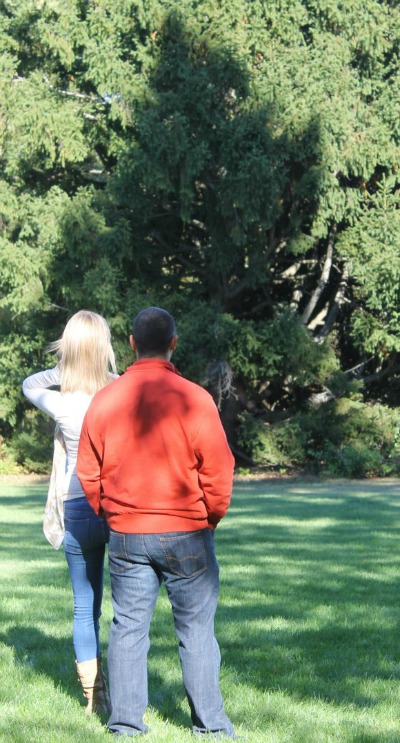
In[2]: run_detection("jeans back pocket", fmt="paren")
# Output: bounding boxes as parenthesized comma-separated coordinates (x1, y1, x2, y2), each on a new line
(160, 531, 207, 578)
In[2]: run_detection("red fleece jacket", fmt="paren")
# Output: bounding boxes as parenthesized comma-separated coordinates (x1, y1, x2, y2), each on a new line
(77, 359, 234, 533)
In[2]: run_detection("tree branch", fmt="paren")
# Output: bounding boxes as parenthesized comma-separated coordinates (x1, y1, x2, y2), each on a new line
(315, 262, 350, 341)
(302, 224, 336, 325)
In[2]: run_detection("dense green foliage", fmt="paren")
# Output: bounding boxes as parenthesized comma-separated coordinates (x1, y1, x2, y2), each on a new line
(1, 0, 400, 473)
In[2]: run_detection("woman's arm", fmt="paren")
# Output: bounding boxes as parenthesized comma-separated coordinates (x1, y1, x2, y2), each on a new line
(22, 367, 62, 420)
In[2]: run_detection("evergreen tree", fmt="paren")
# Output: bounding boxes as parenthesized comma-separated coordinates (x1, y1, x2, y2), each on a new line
(1, 0, 400, 472)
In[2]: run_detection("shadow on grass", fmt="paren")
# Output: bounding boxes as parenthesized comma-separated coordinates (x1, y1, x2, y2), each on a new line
(0, 485, 49, 557)
(0, 621, 192, 729)
(0, 487, 190, 728)
(214, 479, 400, 708)
(3, 478, 400, 722)
(0, 625, 80, 700)
(0, 525, 54, 560)
(0, 480, 49, 498)
(149, 666, 191, 728)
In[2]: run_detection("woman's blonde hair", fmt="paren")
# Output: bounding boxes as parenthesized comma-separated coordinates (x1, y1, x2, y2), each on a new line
(49, 310, 117, 395)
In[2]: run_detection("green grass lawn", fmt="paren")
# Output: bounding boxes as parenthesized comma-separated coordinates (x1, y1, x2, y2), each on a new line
(1, 477, 400, 742)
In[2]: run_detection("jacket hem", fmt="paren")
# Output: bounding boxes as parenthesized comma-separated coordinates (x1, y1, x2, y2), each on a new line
(106, 513, 210, 534)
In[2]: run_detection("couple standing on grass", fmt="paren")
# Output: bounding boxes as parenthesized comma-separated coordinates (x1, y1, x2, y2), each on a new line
(22, 306, 236, 739)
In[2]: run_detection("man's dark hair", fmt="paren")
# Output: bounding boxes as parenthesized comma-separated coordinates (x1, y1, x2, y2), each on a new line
(132, 307, 176, 357)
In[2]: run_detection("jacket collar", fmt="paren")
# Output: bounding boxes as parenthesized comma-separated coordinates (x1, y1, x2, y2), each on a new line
(127, 358, 181, 375)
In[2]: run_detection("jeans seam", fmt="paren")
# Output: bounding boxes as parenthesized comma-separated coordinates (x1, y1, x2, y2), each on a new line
(141, 533, 152, 563)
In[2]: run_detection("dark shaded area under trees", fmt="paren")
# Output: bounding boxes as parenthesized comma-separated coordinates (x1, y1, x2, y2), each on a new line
(1, 0, 400, 476)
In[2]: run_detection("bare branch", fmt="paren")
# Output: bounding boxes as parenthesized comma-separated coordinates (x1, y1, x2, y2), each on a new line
(315, 262, 350, 341)
(307, 304, 328, 330)
(302, 224, 336, 325)
(344, 356, 376, 376)
(290, 289, 303, 309)
(362, 357, 400, 385)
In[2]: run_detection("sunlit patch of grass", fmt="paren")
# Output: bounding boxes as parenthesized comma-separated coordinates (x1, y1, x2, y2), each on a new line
(1, 477, 400, 742)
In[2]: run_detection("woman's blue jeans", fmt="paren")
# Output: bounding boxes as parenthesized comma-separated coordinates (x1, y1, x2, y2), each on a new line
(107, 528, 234, 737)
(63, 497, 109, 662)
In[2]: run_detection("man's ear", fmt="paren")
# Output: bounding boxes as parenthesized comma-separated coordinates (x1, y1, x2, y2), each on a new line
(129, 335, 136, 351)
(170, 336, 178, 351)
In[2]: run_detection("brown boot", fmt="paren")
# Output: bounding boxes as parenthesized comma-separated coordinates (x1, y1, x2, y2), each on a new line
(76, 657, 111, 716)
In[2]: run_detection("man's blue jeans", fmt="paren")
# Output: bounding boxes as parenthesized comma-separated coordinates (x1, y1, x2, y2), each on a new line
(107, 528, 234, 737)
(64, 497, 109, 662)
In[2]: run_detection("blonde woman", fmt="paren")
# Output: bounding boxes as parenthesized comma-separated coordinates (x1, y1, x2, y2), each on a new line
(22, 310, 117, 716)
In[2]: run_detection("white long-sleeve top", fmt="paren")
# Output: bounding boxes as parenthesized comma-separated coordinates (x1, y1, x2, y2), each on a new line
(22, 367, 93, 500)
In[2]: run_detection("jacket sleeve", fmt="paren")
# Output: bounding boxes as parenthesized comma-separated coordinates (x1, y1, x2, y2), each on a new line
(193, 396, 235, 529)
(76, 408, 103, 516)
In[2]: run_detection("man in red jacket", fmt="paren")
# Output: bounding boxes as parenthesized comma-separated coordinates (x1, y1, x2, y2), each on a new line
(77, 306, 235, 738)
